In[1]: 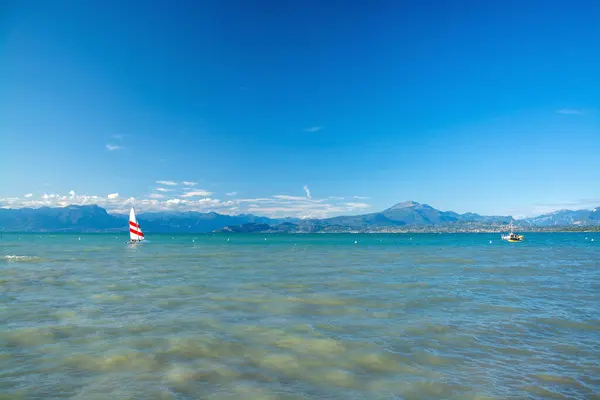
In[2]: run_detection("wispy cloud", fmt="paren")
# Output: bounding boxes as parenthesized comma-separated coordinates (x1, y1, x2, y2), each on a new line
(24, 193, 33, 198)
(344, 202, 371, 209)
(107, 193, 119, 199)
(303, 185, 312, 199)
(556, 109, 584, 115)
(181, 190, 213, 198)
(156, 180, 178, 186)
(181, 181, 197, 186)
(155, 187, 173, 192)
(353, 196, 370, 200)
(112, 134, 123, 140)
(226, 192, 237, 196)
(148, 193, 165, 199)
(273, 195, 307, 201)
(529, 198, 600, 216)
(304, 126, 323, 133)
(105, 144, 123, 151)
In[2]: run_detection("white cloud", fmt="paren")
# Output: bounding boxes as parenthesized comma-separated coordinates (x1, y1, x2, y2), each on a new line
(1, 189, 375, 219)
(24, 193, 33, 198)
(181, 181, 197, 186)
(345, 202, 371, 209)
(556, 109, 584, 115)
(155, 187, 173, 192)
(106, 144, 123, 151)
(303, 185, 312, 199)
(226, 192, 237, 196)
(112, 134, 123, 140)
(353, 196, 369, 200)
(156, 180, 178, 186)
(304, 126, 323, 133)
(181, 190, 213, 198)
(273, 195, 308, 201)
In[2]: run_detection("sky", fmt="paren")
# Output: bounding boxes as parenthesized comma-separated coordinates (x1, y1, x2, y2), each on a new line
(1, 0, 599, 218)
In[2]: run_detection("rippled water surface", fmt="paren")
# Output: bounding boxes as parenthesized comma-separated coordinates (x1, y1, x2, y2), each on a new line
(1, 233, 599, 399)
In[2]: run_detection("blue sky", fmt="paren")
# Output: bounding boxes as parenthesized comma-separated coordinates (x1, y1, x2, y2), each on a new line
(1, 0, 599, 218)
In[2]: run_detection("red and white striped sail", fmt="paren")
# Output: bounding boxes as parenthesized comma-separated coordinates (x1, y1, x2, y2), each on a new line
(129, 207, 144, 241)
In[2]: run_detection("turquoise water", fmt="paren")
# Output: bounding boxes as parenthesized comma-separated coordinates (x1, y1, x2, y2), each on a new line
(1, 233, 599, 399)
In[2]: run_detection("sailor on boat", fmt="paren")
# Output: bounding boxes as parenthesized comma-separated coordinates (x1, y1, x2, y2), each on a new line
(128, 207, 145, 244)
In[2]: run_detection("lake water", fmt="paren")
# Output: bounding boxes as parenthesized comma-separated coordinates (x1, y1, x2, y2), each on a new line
(1, 233, 599, 399)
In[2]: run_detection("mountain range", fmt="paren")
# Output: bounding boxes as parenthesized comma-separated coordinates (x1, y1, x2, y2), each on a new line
(0, 201, 598, 233)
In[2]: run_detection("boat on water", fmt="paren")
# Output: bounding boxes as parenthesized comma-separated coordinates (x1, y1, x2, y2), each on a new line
(128, 207, 145, 244)
(501, 221, 523, 242)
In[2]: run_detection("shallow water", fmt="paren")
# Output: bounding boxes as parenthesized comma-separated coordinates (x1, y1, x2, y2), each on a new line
(1, 233, 599, 399)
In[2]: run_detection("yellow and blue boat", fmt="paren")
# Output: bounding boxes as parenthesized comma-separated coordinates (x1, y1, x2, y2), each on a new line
(501, 221, 524, 242)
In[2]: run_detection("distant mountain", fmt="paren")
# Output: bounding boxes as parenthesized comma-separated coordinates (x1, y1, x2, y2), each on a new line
(136, 211, 281, 233)
(295, 201, 511, 230)
(522, 207, 600, 227)
(0, 205, 123, 232)
(215, 201, 513, 233)
(0, 206, 280, 233)
(1, 202, 598, 233)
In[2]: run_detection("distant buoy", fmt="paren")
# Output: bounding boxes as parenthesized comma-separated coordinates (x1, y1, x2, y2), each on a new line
(354, 240, 358, 244)
(489, 240, 492, 244)
(585, 237, 588, 240)
(592, 239, 595, 242)
(264, 237, 267, 241)
(78, 237, 81, 241)
(192, 239, 195, 243)
(227, 238, 230, 242)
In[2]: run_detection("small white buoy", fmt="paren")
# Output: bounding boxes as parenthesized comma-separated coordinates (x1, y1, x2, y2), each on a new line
(489, 240, 492, 244)
(227, 238, 230, 242)
(592, 239, 595, 242)
(264, 237, 267, 241)
(192, 239, 195, 243)
(585, 237, 588, 240)
(78, 237, 81, 241)
(354, 240, 358, 244)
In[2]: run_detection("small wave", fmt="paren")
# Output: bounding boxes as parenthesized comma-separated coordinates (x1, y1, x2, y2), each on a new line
(3, 255, 42, 262)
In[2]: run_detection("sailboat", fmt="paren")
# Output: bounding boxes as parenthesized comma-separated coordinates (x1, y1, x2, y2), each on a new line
(501, 220, 523, 242)
(128, 207, 145, 244)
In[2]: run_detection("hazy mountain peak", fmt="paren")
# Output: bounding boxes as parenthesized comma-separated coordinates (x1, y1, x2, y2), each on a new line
(386, 201, 422, 210)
